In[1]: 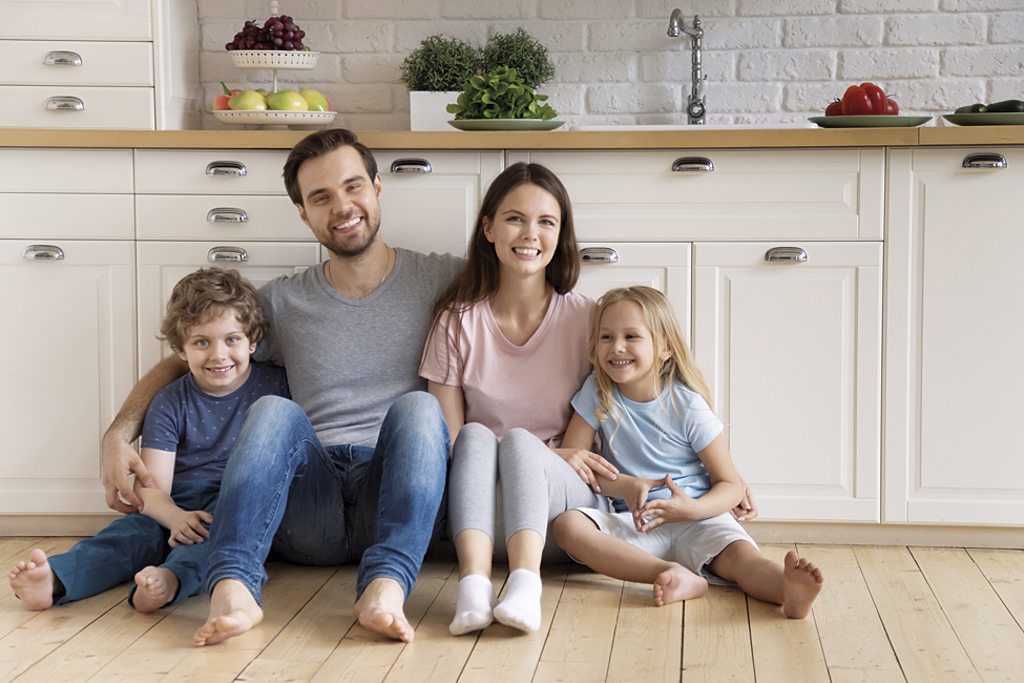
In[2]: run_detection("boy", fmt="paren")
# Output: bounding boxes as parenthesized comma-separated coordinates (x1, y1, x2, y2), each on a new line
(8, 267, 288, 612)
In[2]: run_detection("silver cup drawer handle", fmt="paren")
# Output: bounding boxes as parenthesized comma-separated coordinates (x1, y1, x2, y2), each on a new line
(43, 50, 83, 66)
(206, 161, 248, 177)
(206, 208, 249, 223)
(23, 244, 65, 261)
(390, 158, 433, 174)
(207, 247, 249, 263)
(45, 96, 85, 111)
(765, 246, 808, 263)
(580, 247, 620, 264)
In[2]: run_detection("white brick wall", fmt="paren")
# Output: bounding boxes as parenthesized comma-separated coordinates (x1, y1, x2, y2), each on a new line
(199, 0, 1024, 129)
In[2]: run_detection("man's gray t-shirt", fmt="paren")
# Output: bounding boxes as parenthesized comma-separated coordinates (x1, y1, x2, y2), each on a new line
(254, 248, 461, 448)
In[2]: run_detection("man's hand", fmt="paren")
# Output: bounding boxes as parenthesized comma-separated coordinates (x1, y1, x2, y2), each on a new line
(731, 484, 758, 522)
(556, 448, 618, 492)
(101, 432, 156, 513)
(168, 510, 213, 547)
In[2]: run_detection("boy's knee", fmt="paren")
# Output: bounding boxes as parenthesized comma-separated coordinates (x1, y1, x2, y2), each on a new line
(249, 394, 302, 423)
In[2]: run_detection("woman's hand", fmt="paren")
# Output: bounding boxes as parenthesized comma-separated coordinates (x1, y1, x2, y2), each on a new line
(168, 510, 213, 547)
(637, 475, 699, 532)
(555, 448, 618, 492)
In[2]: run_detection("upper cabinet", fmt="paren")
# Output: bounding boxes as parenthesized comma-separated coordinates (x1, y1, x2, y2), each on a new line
(0, 0, 199, 129)
(885, 147, 1024, 527)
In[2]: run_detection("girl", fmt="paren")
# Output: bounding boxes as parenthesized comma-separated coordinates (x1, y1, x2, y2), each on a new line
(419, 162, 620, 635)
(553, 286, 823, 618)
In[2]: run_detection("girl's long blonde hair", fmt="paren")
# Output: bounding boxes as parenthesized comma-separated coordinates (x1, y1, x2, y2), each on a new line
(589, 286, 713, 428)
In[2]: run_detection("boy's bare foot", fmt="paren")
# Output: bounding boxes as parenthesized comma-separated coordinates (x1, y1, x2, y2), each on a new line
(354, 577, 414, 642)
(193, 578, 263, 646)
(133, 566, 179, 613)
(8, 548, 55, 610)
(652, 564, 708, 606)
(782, 550, 824, 619)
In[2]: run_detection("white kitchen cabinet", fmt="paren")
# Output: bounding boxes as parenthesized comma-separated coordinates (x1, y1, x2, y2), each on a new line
(885, 147, 1024, 526)
(0, 240, 135, 515)
(0, 0, 199, 129)
(694, 242, 882, 522)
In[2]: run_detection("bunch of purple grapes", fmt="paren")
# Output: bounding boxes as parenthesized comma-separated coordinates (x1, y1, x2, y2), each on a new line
(225, 15, 306, 51)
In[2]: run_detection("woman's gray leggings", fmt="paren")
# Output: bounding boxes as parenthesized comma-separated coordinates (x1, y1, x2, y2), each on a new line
(448, 422, 604, 562)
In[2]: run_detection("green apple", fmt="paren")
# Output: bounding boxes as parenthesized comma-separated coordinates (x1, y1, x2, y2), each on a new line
(254, 88, 270, 98)
(228, 89, 267, 111)
(266, 90, 309, 111)
(299, 88, 330, 112)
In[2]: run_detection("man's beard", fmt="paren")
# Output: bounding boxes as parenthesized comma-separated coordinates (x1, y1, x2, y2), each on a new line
(323, 218, 379, 258)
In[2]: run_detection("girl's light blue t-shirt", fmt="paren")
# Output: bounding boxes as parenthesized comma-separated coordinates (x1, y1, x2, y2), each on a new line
(571, 374, 723, 512)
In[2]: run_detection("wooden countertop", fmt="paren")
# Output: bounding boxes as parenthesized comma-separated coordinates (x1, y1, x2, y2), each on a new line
(0, 126, 1021, 149)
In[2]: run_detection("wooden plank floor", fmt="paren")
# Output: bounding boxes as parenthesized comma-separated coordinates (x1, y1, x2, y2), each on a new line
(2, 539, 1023, 682)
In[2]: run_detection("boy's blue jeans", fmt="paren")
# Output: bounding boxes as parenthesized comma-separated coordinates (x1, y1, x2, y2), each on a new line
(203, 391, 449, 605)
(48, 479, 219, 606)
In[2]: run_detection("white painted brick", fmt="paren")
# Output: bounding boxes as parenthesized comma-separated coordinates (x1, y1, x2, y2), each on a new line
(785, 82, 851, 111)
(539, 0, 628, 20)
(697, 18, 784, 49)
(839, 0, 938, 12)
(200, 52, 242, 85)
(334, 23, 395, 53)
(203, 21, 239, 52)
(586, 84, 683, 113)
(704, 82, 782, 113)
(544, 84, 587, 115)
(893, 78, 987, 111)
(941, 0, 1023, 10)
(991, 12, 1024, 44)
(394, 24, 490, 53)
(641, 51, 736, 82)
(489, 23, 587, 51)
(328, 84, 394, 112)
(636, 0, 738, 19)
(340, 113, 411, 130)
(442, 0, 533, 20)
(343, 55, 405, 84)
(886, 14, 986, 46)
(553, 53, 637, 83)
(990, 77, 1024, 100)
(785, 16, 884, 47)
(589, 21, 680, 51)
(734, 112, 817, 124)
(197, 2, 247, 20)
(840, 48, 940, 79)
(738, 49, 836, 81)
(243, 0, 341, 20)
(345, 0, 441, 19)
(739, 0, 836, 17)
(944, 46, 1024, 76)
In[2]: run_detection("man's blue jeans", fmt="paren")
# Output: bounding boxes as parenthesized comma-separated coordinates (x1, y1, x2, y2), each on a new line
(48, 479, 219, 606)
(204, 391, 449, 605)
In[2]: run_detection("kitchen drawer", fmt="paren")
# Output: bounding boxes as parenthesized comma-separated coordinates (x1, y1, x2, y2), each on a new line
(1, 194, 134, 240)
(0, 86, 154, 129)
(135, 195, 313, 241)
(135, 150, 290, 194)
(0, 149, 133, 192)
(0, 41, 153, 86)
(508, 149, 884, 242)
(0, 0, 151, 41)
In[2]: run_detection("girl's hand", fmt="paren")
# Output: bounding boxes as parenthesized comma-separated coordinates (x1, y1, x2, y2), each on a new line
(168, 510, 213, 547)
(557, 448, 618, 492)
(731, 484, 758, 522)
(637, 475, 698, 532)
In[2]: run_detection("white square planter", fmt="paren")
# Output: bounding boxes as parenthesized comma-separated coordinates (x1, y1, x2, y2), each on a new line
(409, 91, 461, 131)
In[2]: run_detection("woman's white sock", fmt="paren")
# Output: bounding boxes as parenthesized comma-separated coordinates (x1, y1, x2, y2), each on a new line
(450, 574, 496, 636)
(494, 568, 542, 633)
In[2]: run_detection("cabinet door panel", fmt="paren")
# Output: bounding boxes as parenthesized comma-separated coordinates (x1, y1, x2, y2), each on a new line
(0, 40, 153, 86)
(694, 242, 882, 522)
(137, 242, 321, 373)
(0, 85, 154, 129)
(0, 0, 152, 40)
(0, 240, 134, 514)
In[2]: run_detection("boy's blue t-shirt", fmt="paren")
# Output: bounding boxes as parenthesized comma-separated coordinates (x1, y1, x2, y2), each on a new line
(140, 362, 290, 480)
(571, 374, 723, 513)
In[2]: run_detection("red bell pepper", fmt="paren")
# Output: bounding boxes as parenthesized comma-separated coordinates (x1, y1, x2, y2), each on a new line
(883, 97, 899, 115)
(841, 85, 874, 115)
(860, 82, 887, 114)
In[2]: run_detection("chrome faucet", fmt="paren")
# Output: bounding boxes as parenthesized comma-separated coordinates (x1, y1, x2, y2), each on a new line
(667, 8, 707, 125)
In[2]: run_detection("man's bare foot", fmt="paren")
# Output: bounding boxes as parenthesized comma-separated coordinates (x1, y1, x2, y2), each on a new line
(782, 550, 824, 619)
(652, 564, 708, 606)
(353, 577, 414, 642)
(133, 566, 179, 613)
(8, 548, 55, 610)
(193, 578, 263, 646)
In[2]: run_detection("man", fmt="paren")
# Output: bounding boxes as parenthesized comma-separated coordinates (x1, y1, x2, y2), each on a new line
(101, 128, 461, 644)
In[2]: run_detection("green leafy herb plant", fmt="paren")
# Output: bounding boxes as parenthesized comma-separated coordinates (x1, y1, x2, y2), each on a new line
(399, 34, 481, 92)
(480, 28, 555, 89)
(447, 66, 557, 120)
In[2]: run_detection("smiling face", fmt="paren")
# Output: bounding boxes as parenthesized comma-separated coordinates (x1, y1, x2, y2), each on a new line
(483, 182, 562, 282)
(177, 308, 256, 397)
(295, 145, 383, 257)
(596, 299, 669, 402)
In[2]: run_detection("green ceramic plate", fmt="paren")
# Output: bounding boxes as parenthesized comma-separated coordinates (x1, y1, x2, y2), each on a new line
(809, 115, 932, 128)
(943, 112, 1024, 126)
(448, 119, 565, 131)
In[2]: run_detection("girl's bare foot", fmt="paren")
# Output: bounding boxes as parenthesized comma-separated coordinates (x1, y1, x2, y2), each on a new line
(133, 566, 179, 613)
(354, 577, 414, 642)
(8, 549, 55, 610)
(782, 550, 824, 619)
(193, 578, 263, 646)
(652, 564, 708, 606)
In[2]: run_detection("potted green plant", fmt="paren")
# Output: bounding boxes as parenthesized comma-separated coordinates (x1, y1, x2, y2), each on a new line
(480, 28, 555, 89)
(400, 34, 480, 130)
(447, 66, 557, 121)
